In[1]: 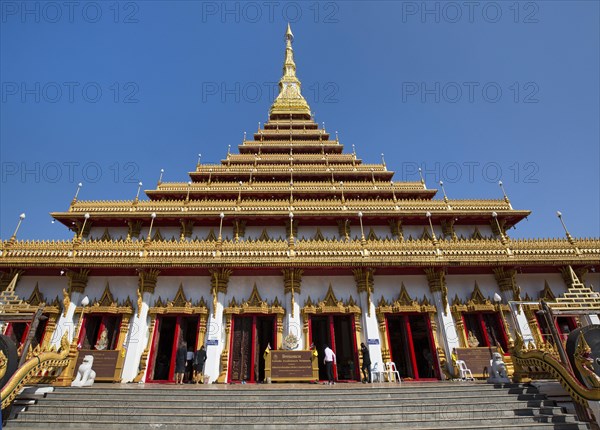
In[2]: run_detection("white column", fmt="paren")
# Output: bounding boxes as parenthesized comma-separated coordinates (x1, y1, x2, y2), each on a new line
(121, 291, 153, 382)
(284, 291, 303, 349)
(358, 290, 382, 367)
(500, 290, 534, 345)
(204, 291, 226, 383)
(52, 291, 82, 348)
(431, 289, 459, 357)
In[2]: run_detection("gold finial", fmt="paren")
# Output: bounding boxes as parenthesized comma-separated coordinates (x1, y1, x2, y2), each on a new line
(269, 24, 311, 118)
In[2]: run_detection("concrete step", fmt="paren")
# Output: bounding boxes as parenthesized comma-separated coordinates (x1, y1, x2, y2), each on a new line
(5, 383, 590, 430)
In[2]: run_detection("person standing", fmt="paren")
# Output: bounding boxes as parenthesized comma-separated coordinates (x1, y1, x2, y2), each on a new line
(194, 345, 207, 384)
(360, 342, 371, 383)
(323, 344, 336, 385)
(175, 341, 187, 384)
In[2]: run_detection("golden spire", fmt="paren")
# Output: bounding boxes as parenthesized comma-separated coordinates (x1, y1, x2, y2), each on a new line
(269, 24, 311, 118)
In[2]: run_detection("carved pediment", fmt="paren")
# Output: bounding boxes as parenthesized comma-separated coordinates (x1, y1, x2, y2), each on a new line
(258, 228, 271, 241)
(367, 228, 379, 241)
(451, 281, 503, 312)
(376, 283, 436, 315)
(302, 284, 361, 316)
(84, 282, 133, 315)
(313, 228, 325, 241)
(225, 284, 284, 316)
(540, 280, 556, 301)
(206, 229, 217, 242)
(27, 283, 44, 306)
(150, 286, 208, 316)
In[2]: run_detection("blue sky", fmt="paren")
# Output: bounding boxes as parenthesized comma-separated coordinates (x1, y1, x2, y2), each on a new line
(1, 1, 599, 240)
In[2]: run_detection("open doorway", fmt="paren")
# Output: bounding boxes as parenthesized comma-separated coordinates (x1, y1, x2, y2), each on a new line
(147, 315, 199, 382)
(309, 314, 359, 381)
(386, 314, 439, 380)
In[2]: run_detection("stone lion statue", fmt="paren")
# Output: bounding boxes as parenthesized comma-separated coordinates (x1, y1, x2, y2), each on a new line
(487, 352, 510, 383)
(71, 355, 96, 387)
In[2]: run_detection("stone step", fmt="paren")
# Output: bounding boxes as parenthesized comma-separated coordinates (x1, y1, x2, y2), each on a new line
(32, 398, 558, 409)
(5, 383, 590, 430)
(5, 416, 589, 430)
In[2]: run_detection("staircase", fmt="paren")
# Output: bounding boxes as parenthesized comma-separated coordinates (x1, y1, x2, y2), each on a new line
(5, 382, 591, 430)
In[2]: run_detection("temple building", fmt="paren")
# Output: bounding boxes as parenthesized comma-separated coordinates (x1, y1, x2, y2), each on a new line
(1, 25, 599, 385)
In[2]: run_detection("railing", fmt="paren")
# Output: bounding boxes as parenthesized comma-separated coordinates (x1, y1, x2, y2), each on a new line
(1, 333, 72, 409)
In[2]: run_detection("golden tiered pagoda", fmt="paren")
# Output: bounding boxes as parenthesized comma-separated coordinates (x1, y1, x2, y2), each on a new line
(1, 25, 599, 386)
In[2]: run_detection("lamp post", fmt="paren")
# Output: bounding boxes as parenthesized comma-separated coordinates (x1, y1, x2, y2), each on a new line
(218, 212, 225, 243)
(75, 295, 90, 344)
(10, 213, 26, 241)
(499, 180, 510, 204)
(358, 211, 365, 243)
(186, 181, 192, 201)
(492, 211, 506, 242)
(289, 212, 294, 243)
(439, 181, 449, 203)
(72, 182, 83, 204)
(556, 211, 574, 242)
(79, 213, 90, 239)
(426, 211, 438, 245)
(146, 213, 157, 241)
(135, 181, 143, 203)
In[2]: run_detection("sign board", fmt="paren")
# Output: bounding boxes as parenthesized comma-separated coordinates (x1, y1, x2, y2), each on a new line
(455, 347, 495, 378)
(367, 339, 379, 345)
(264, 350, 319, 382)
(75, 349, 124, 382)
(206, 339, 218, 346)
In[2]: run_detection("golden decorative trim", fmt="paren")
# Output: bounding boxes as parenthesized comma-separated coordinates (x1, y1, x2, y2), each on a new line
(511, 332, 600, 408)
(138, 269, 160, 294)
(2, 332, 71, 408)
(149, 284, 208, 316)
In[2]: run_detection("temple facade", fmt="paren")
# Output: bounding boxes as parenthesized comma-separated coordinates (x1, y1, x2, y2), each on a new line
(1, 25, 599, 385)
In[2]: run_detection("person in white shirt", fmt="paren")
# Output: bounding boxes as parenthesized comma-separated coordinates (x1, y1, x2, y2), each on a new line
(323, 344, 336, 385)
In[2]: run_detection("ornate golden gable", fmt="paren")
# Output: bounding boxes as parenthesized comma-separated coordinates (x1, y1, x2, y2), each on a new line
(27, 283, 44, 306)
(205, 229, 217, 242)
(301, 283, 361, 315)
(451, 281, 507, 313)
(224, 283, 284, 316)
(149, 284, 208, 316)
(100, 227, 111, 241)
(152, 229, 164, 241)
(258, 228, 271, 241)
(79, 282, 133, 315)
(313, 228, 325, 241)
(367, 228, 379, 241)
(376, 282, 436, 314)
(540, 280, 557, 302)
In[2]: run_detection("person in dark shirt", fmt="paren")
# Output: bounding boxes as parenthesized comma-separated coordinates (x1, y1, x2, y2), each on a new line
(360, 342, 371, 383)
(194, 345, 207, 384)
(175, 341, 187, 384)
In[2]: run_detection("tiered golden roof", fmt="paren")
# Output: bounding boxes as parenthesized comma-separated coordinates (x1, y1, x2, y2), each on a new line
(2, 25, 599, 275)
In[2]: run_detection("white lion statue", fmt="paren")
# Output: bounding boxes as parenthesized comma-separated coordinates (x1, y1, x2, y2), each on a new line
(487, 352, 510, 383)
(71, 355, 96, 387)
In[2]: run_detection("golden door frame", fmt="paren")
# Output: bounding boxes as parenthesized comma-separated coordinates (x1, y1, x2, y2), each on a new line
(218, 283, 285, 383)
(300, 284, 362, 370)
(375, 283, 450, 378)
(134, 284, 208, 383)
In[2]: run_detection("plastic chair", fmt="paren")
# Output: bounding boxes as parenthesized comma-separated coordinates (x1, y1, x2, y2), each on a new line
(385, 361, 401, 383)
(456, 360, 474, 381)
(371, 362, 385, 383)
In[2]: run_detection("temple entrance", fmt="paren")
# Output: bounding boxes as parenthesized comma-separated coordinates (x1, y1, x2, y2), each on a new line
(229, 315, 275, 383)
(310, 315, 359, 381)
(4, 320, 47, 353)
(386, 314, 439, 380)
(147, 315, 199, 382)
